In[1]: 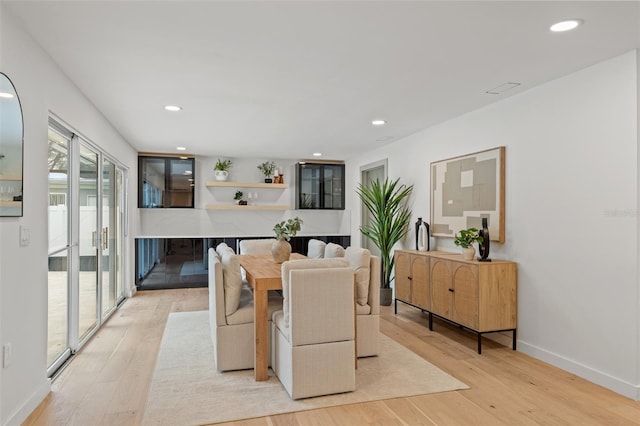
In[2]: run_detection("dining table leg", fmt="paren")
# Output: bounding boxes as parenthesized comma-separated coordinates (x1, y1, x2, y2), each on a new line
(253, 287, 269, 381)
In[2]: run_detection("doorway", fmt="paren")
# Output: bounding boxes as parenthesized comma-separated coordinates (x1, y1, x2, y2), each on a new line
(360, 159, 387, 257)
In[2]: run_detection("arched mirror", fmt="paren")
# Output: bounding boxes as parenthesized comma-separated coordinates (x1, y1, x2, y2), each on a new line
(0, 72, 23, 217)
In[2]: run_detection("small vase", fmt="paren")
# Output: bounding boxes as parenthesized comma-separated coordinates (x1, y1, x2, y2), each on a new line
(214, 170, 228, 181)
(462, 246, 475, 260)
(272, 239, 291, 264)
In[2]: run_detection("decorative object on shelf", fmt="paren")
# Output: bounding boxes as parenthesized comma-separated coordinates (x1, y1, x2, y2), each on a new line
(257, 161, 276, 183)
(430, 146, 505, 243)
(478, 217, 491, 262)
(417, 220, 430, 252)
(356, 177, 413, 306)
(272, 216, 303, 263)
(453, 227, 483, 260)
(415, 217, 422, 250)
(234, 190, 243, 204)
(214, 158, 232, 181)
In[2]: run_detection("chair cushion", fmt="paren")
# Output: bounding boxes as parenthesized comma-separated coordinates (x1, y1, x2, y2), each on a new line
(216, 242, 234, 257)
(220, 252, 242, 315)
(356, 303, 372, 315)
(281, 258, 349, 327)
(344, 247, 371, 306)
(239, 239, 276, 254)
(324, 242, 345, 258)
(227, 288, 283, 325)
(307, 239, 326, 259)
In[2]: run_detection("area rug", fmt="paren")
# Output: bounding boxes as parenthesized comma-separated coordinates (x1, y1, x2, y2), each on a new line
(142, 311, 468, 425)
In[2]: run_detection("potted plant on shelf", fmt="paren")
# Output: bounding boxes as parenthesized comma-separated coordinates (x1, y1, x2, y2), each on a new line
(356, 177, 413, 306)
(257, 161, 276, 183)
(234, 190, 247, 205)
(454, 227, 483, 260)
(214, 158, 232, 181)
(272, 216, 303, 263)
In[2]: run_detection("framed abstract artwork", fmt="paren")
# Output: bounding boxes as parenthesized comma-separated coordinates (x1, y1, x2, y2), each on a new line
(430, 146, 505, 242)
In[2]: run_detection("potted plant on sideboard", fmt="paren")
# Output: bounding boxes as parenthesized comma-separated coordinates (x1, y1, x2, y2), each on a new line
(454, 227, 483, 260)
(356, 177, 413, 306)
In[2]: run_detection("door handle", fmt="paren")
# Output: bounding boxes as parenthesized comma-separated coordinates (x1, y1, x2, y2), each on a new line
(103, 227, 109, 250)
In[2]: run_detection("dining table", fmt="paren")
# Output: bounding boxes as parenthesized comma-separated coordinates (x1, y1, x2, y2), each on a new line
(237, 252, 306, 381)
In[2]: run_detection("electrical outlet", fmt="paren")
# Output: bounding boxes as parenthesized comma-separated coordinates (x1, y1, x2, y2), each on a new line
(3, 343, 11, 368)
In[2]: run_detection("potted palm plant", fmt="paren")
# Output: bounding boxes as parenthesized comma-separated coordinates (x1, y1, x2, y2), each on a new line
(356, 177, 413, 305)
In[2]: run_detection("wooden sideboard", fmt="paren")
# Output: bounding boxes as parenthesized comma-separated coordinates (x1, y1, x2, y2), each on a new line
(394, 250, 517, 354)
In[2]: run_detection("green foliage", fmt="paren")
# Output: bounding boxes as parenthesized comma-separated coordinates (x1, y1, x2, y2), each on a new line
(356, 177, 413, 289)
(214, 158, 232, 171)
(234, 190, 243, 200)
(273, 217, 303, 241)
(453, 227, 483, 248)
(257, 161, 276, 177)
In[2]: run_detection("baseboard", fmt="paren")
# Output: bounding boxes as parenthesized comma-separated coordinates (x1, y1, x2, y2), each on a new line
(3, 378, 50, 426)
(518, 340, 639, 401)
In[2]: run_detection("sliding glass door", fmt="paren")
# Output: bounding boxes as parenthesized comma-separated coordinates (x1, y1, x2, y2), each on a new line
(47, 126, 72, 372)
(78, 143, 99, 341)
(47, 118, 127, 376)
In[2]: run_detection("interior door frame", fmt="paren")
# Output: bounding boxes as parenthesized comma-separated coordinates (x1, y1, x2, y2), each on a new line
(359, 159, 388, 252)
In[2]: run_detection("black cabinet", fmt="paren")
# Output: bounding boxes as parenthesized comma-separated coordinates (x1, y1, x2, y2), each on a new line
(296, 162, 345, 209)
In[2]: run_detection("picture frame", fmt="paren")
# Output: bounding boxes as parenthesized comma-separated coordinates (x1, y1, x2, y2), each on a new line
(430, 146, 505, 242)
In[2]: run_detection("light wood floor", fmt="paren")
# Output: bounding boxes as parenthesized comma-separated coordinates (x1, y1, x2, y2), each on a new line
(24, 288, 639, 426)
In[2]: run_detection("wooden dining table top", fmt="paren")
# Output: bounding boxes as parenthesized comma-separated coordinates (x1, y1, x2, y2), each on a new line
(237, 253, 307, 288)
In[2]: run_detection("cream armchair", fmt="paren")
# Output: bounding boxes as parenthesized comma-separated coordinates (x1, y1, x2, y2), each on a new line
(271, 258, 355, 399)
(208, 248, 282, 371)
(344, 247, 381, 358)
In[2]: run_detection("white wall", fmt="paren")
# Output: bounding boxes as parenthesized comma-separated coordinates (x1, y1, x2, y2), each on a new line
(346, 50, 640, 400)
(137, 156, 350, 238)
(0, 7, 139, 425)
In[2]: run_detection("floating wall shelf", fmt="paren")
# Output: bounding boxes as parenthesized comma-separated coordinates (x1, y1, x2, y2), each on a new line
(206, 181, 288, 189)
(205, 204, 290, 211)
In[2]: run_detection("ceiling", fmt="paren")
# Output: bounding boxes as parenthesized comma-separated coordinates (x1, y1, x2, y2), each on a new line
(5, 1, 640, 160)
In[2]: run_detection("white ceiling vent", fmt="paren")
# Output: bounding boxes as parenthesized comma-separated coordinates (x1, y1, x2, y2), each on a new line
(486, 82, 521, 95)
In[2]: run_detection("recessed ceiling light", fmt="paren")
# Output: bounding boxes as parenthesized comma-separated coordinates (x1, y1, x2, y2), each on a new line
(550, 19, 583, 32)
(176, 146, 186, 151)
(165, 105, 182, 111)
(313, 152, 322, 157)
(0, 92, 14, 99)
(372, 120, 386, 126)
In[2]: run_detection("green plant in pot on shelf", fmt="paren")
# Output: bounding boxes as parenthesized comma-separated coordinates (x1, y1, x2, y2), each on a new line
(272, 217, 303, 263)
(214, 158, 232, 181)
(234, 190, 247, 205)
(454, 227, 483, 260)
(257, 161, 276, 183)
(356, 177, 413, 306)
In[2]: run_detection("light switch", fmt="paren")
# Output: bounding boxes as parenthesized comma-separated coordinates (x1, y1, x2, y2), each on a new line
(20, 226, 30, 246)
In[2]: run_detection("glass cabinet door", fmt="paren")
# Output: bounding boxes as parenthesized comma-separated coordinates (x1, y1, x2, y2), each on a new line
(322, 164, 344, 209)
(296, 163, 344, 210)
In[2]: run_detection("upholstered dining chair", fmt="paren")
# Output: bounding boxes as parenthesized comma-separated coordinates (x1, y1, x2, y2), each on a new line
(307, 238, 326, 259)
(271, 258, 356, 399)
(239, 238, 276, 254)
(208, 248, 282, 371)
